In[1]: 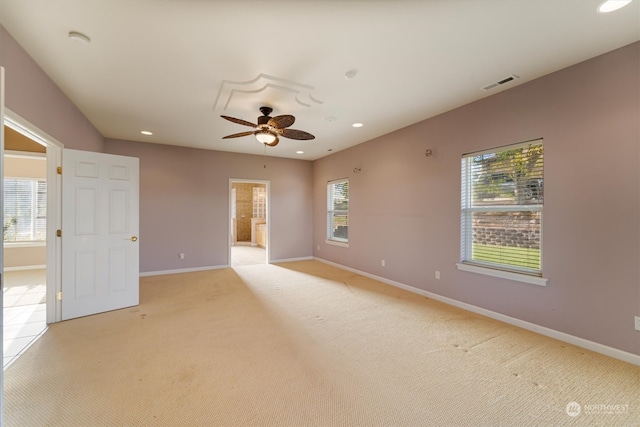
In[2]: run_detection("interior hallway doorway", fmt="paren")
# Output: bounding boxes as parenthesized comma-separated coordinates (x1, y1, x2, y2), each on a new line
(229, 179, 269, 267)
(3, 126, 49, 368)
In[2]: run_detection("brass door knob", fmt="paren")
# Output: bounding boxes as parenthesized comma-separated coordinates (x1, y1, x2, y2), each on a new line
(130, 236, 138, 242)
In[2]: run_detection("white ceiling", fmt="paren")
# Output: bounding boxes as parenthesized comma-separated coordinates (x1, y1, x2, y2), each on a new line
(0, 0, 638, 160)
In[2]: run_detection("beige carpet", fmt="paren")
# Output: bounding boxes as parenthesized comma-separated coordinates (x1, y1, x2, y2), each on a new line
(4, 261, 639, 426)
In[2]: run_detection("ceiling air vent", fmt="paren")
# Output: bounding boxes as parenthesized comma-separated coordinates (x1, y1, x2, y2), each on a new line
(482, 74, 519, 91)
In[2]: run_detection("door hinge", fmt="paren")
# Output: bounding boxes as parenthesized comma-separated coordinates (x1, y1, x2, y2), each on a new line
(57, 229, 62, 237)
(56, 291, 62, 301)
(57, 166, 62, 175)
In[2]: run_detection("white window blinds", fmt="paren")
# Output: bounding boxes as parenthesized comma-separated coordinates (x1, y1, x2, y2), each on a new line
(4, 178, 47, 242)
(327, 179, 349, 242)
(461, 140, 543, 275)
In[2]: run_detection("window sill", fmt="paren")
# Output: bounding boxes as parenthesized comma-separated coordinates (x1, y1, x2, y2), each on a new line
(456, 263, 548, 287)
(4, 241, 46, 248)
(325, 239, 349, 248)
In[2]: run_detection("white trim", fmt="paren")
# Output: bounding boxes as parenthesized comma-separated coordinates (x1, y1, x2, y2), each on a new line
(140, 264, 228, 277)
(4, 241, 46, 248)
(140, 256, 316, 276)
(327, 179, 349, 244)
(4, 110, 62, 148)
(272, 256, 313, 263)
(228, 179, 270, 266)
(1, 67, 5, 423)
(456, 262, 548, 286)
(5, 108, 64, 325)
(325, 239, 349, 248)
(314, 256, 640, 366)
(4, 264, 46, 272)
(4, 150, 46, 159)
(462, 138, 543, 158)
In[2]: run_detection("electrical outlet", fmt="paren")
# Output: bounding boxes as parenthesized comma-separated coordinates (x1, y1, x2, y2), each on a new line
(435, 271, 440, 280)
(635, 316, 640, 331)
(381, 259, 385, 267)
(179, 253, 185, 259)
(317, 245, 320, 251)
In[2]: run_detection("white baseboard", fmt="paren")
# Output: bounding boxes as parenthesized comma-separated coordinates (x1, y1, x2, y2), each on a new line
(4, 264, 47, 272)
(314, 257, 640, 366)
(139, 256, 314, 277)
(140, 264, 228, 277)
(271, 256, 314, 264)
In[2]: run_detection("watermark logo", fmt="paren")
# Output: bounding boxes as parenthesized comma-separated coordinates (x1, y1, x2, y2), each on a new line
(566, 401, 629, 417)
(584, 404, 629, 415)
(566, 401, 581, 417)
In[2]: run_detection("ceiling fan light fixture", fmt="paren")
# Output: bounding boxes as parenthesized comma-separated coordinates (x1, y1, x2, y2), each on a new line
(221, 107, 314, 146)
(255, 131, 277, 144)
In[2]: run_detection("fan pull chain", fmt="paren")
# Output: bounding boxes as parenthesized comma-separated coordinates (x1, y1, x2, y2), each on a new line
(263, 143, 267, 168)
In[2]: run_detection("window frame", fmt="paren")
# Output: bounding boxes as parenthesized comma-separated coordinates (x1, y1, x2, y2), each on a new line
(3, 177, 47, 244)
(458, 139, 547, 286)
(326, 178, 349, 247)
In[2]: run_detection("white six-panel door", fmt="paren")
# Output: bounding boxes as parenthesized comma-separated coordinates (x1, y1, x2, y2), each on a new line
(61, 149, 139, 320)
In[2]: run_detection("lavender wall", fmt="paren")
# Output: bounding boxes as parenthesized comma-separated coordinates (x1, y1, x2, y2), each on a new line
(0, 25, 103, 151)
(2, 19, 638, 356)
(104, 139, 313, 273)
(313, 42, 640, 356)
(1, 23, 313, 273)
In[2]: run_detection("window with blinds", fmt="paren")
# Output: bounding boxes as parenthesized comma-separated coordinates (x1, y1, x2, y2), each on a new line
(327, 179, 349, 243)
(461, 139, 543, 275)
(4, 178, 47, 242)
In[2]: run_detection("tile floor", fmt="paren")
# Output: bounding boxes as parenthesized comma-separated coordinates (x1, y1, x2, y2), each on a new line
(3, 269, 47, 369)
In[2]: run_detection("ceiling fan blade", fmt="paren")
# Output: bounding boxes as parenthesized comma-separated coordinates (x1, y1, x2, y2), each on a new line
(268, 115, 295, 129)
(221, 115, 257, 128)
(222, 131, 256, 139)
(265, 136, 280, 147)
(280, 128, 315, 140)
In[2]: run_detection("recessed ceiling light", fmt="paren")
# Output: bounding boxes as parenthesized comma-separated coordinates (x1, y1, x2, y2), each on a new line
(68, 31, 91, 45)
(296, 151, 304, 154)
(352, 123, 363, 128)
(140, 130, 153, 136)
(597, 0, 632, 13)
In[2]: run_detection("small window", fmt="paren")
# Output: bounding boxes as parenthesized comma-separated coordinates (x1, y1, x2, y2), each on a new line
(327, 179, 349, 244)
(460, 140, 543, 276)
(4, 178, 47, 243)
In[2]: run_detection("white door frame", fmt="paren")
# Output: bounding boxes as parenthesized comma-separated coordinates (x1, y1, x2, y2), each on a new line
(4, 109, 63, 324)
(1, 66, 5, 425)
(228, 179, 270, 265)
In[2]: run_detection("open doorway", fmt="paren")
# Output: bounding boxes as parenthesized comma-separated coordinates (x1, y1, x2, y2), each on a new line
(229, 179, 269, 267)
(3, 126, 48, 368)
(2, 112, 62, 369)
